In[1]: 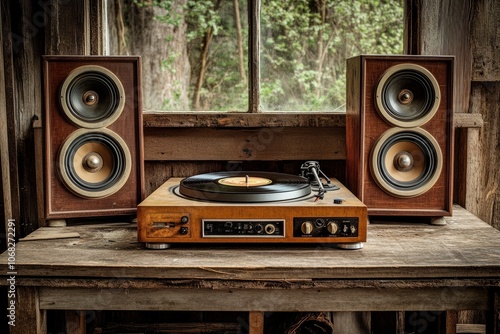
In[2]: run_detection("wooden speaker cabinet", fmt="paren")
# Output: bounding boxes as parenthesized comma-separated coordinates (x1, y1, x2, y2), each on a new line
(346, 55, 454, 218)
(43, 56, 144, 220)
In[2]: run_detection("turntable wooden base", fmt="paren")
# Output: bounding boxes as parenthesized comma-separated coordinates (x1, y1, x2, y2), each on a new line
(137, 178, 367, 248)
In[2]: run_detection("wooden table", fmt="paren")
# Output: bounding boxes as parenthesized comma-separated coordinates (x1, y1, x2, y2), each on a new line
(1, 205, 500, 333)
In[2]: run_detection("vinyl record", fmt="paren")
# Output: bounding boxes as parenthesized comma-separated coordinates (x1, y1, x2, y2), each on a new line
(179, 171, 312, 202)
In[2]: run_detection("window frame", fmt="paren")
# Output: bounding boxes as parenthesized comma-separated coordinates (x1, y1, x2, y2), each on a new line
(100, 0, 408, 127)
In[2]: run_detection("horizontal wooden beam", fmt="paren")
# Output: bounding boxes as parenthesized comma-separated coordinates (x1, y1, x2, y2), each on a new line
(143, 112, 346, 128)
(143, 112, 482, 129)
(454, 113, 484, 128)
(144, 127, 345, 161)
(39, 286, 488, 312)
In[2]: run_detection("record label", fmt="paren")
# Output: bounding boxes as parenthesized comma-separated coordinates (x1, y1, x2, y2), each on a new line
(218, 176, 272, 187)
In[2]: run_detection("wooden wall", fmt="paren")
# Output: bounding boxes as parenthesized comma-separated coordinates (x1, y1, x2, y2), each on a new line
(466, 0, 500, 229)
(1, 0, 499, 242)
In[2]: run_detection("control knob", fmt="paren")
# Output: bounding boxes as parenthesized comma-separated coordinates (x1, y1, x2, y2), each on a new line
(327, 222, 339, 234)
(301, 221, 314, 234)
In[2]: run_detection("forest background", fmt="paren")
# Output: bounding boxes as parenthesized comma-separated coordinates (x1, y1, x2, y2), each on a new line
(107, 0, 403, 112)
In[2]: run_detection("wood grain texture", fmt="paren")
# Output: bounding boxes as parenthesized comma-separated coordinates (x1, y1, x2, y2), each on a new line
(249, 312, 264, 334)
(1, 206, 499, 281)
(9, 287, 47, 334)
(143, 112, 346, 128)
(466, 82, 500, 230)
(37, 286, 488, 312)
(144, 127, 345, 161)
(470, 0, 500, 82)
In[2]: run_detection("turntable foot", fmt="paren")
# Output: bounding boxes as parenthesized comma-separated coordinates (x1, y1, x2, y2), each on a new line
(337, 242, 363, 250)
(145, 243, 171, 250)
(48, 219, 67, 227)
(430, 217, 447, 226)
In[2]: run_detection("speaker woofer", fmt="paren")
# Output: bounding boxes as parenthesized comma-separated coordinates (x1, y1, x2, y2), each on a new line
(370, 127, 443, 198)
(375, 64, 440, 127)
(58, 128, 131, 198)
(60, 65, 125, 128)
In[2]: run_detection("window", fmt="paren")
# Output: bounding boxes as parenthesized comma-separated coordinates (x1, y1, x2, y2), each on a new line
(104, 0, 404, 112)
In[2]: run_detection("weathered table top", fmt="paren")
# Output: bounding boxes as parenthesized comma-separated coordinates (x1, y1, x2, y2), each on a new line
(1, 205, 500, 282)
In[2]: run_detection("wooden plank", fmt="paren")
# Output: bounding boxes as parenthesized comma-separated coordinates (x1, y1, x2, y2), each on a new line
(465, 82, 500, 229)
(99, 322, 241, 333)
(485, 288, 499, 334)
(19, 230, 80, 241)
(457, 324, 486, 334)
(470, 0, 500, 82)
(33, 120, 45, 227)
(65, 310, 86, 334)
(87, 0, 103, 55)
(455, 113, 484, 128)
(144, 112, 481, 129)
(0, 0, 21, 236)
(249, 311, 264, 334)
(38, 286, 488, 312)
(1, 206, 500, 281)
(463, 0, 500, 231)
(249, 0, 260, 113)
(10, 286, 46, 334)
(45, 0, 86, 55)
(445, 311, 458, 334)
(143, 112, 346, 128)
(7, 277, 500, 291)
(144, 127, 346, 161)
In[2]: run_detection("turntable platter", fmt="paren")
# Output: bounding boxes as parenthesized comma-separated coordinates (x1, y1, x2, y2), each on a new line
(179, 171, 312, 203)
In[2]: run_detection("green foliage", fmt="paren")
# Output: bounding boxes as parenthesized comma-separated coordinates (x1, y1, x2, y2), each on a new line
(260, 0, 404, 111)
(128, 0, 403, 111)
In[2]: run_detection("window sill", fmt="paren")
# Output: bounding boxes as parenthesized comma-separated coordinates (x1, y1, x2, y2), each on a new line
(143, 112, 347, 128)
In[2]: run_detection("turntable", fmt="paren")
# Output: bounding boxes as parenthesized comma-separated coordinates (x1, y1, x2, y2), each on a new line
(137, 162, 367, 249)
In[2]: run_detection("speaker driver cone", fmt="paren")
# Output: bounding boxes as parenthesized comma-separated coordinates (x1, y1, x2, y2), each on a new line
(375, 64, 440, 127)
(58, 128, 131, 198)
(370, 128, 443, 197)
(60, 65, 125, 128)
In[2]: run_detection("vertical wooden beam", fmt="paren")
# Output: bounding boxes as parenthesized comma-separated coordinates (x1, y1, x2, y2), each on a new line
(86, 0, 104, 55)
(65, 310, 86, 334)
(396, 311, 406, 334)
(248, 0, 260, 113)
(485, 288, 499, 334)
(249, 311, 264, 334)
(0, 1, 16, 239)
(45, 0, 86, 55)
(1, 0, 25, 237)
(404, 0, 421, 55)
(465, 0, 500, 230)
(444, 311, 458, 334)
(11, 287, 46, 334)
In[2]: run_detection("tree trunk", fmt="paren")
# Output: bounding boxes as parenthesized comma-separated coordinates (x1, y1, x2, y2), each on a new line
(234, 0, 246, 83)
(115, 0, 191, 111)
(193, 26, 214, 111)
